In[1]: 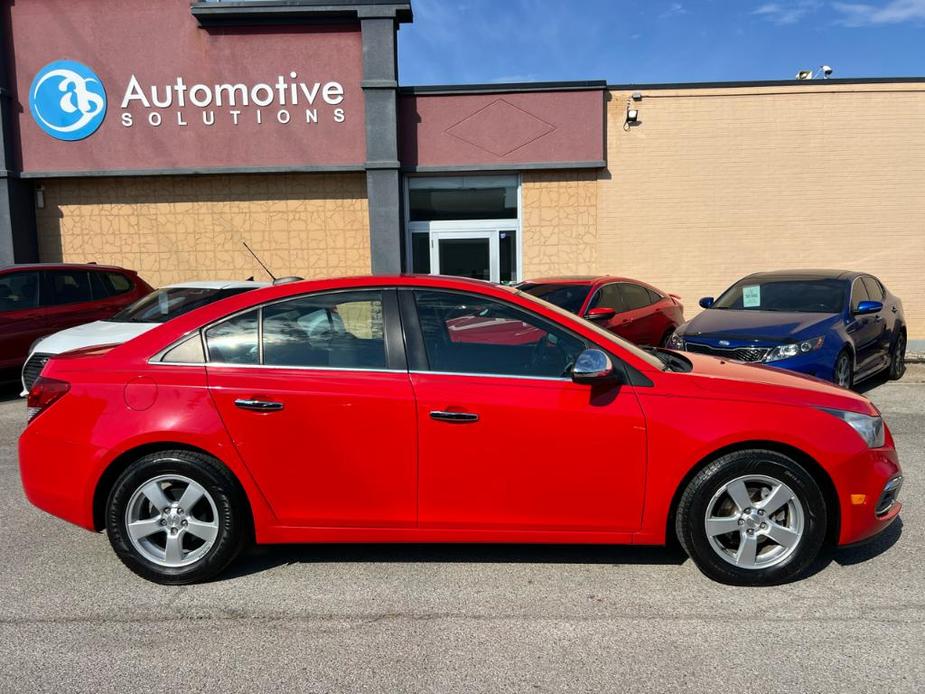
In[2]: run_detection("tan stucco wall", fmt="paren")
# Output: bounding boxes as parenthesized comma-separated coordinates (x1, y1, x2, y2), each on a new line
(35, 173, 370, 287)
(521, 170, 599, 278)
(598, 83, 925, 340)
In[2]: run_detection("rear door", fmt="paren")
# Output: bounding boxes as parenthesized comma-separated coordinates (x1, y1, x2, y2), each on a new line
(0, 270, 44, 370)
(40, 269, 103, 334)
(205, 288, 418, 527)
(89, 269, 141, 317)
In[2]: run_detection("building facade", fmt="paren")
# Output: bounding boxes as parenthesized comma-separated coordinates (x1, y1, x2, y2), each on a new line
(2, 1, 924, 343)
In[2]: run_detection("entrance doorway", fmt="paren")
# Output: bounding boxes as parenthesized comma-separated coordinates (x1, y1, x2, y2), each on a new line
(406, 176, 522, 284)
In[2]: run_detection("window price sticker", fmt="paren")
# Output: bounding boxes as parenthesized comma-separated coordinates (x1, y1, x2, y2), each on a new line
(743, 285, 761, 308)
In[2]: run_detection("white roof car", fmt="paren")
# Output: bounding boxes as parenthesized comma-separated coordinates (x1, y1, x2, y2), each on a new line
(21, 280, 269, 394)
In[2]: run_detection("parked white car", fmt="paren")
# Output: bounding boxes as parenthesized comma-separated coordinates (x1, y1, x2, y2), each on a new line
(21, 280, 268, 394)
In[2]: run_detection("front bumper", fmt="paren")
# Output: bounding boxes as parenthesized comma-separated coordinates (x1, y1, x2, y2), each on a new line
(835, 446, 903, 546)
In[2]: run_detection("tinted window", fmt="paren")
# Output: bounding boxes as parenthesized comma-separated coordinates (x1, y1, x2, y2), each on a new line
(106, 272, 133, 295)
(620, 283, 653, 311)
(44, 270, 92, 305)
(262, 291, 386, 369)
(205, 309, 259, 364)
(0, 271, 39, 312)
(519, 283, 591, 314)
(589, 284, 625, 312)
(713, 278, 847, 313)
(414, 290, 587, 378)
(646, 288, 663, 303)
(110, 287, 252, 323)
(850, 279, 870, 311)
(862, 276, 884, 302)
(409, 184, 516, 222)
(161, 333, 205, 363)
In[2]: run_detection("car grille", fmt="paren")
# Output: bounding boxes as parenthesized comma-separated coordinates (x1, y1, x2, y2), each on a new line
(22, 353, 53, 391)
(685, 342, 771, 363)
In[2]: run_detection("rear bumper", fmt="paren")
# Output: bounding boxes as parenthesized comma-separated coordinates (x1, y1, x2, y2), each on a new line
(836, 446, 903, 546)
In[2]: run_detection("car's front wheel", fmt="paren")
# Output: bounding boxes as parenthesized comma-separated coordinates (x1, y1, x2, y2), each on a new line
(676, 450, 827, 585)
(834, 350, 853, 389)
(106, 450, 247, 584)
(889, 330, 906, 380)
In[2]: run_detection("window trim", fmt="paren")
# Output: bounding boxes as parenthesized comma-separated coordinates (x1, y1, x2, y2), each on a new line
(849, 276, 871, 312)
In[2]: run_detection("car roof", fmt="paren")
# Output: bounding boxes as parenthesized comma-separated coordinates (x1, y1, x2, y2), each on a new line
(521, 276, 639, 286)
(0, 262, 131, 273)
(740, 269, 861, 281)
(160, 280, 271, 290)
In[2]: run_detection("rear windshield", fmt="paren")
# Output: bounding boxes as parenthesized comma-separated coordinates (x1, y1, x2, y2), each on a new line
(108, 287, 254, 323)
(712, 278, 847, 313)
(518, 283, 591, 314)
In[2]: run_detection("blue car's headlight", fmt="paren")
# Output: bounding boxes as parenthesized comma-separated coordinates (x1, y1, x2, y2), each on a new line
(818, 407, 885, 448)
(764, 336, 825, 362)
(665, 330, 685, 350)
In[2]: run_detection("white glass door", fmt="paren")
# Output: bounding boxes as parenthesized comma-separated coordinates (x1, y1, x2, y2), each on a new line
(430, 231, 499, 283)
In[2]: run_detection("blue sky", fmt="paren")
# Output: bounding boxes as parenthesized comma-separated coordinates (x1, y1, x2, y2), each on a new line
(397, 0, 925, 85)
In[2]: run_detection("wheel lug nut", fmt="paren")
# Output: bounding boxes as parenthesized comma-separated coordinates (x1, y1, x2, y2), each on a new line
(177, 508, 184, 515)
(744, 508, 752, 514)
(760, 522, 768, 529)
(737, 519, 745, 526)
(758, 509, 765, 516)
(181, 520, 188, 527)
(159, 519, 167, 526)
(746, 529, 755, 535)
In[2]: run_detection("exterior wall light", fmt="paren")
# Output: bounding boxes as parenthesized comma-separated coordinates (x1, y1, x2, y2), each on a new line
(35, 185, 45, 209)
(624, 106, 639, 130)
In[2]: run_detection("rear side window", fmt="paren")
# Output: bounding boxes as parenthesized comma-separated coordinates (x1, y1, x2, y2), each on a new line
(161, 333, 205, 363)
(0, 271, 39, 312)
(205, 309, 259, 364)
(862, 276, 884, 302)
(43, 270, 92, 305)
(646, 288, 663, 303)
(619, 283, 653, 311)
(262, 291, 386, 369)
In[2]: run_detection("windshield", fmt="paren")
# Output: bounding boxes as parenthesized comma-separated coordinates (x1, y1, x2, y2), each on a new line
(514, 288, 665, 371)
(518, 283, 592, 314)
(108, 287, 254, 324)
(711, 278, 847, 313)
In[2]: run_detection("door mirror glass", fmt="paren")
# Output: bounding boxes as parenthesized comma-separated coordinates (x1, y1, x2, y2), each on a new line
(854, 300, 883, 315)
(571, 348, 615, 384)
(585, 306, 616, 321)
(699, 297, 715, 309)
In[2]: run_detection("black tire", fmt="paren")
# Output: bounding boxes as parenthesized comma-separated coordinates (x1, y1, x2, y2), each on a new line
(675, 449, 827, 586)
(106, 449, 247, 585)
(834, 349, 854, 389)
(889, 330, 907, 381)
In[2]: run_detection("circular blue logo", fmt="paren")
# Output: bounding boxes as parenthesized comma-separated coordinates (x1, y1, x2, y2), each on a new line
(29, 60, 107, 141)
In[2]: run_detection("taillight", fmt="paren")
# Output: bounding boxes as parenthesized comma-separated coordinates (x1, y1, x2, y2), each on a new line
(26, 377, 70, 422)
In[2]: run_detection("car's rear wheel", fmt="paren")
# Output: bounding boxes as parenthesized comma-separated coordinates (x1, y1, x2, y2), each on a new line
(106, 450, 246, 584)
(834, 350, 853, 389)
(889, 330, 906, 381)
(676, 449, 827, 586)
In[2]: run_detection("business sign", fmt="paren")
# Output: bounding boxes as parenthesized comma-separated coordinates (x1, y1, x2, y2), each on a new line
(12, 0, 365, 173)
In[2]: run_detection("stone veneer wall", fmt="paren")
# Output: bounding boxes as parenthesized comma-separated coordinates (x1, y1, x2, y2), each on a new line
(35, 173, 370, 286)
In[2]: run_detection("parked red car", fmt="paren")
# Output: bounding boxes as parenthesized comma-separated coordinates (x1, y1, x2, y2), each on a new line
(0, 263, 152, 381)
(518, 276, 684, 346)
(20, 276, 902, 586)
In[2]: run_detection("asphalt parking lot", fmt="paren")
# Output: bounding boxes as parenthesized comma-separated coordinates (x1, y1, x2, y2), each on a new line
(1, 369, 923, 693)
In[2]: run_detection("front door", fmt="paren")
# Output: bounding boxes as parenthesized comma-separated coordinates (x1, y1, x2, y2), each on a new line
(205, 289, 418, 527)
(0, 270, 44, 371)
(405, 289, 648, 532)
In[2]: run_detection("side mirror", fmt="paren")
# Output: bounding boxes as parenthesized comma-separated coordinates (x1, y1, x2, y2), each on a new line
(571, 348, 616, 384)
(855, 300, 883, 315)
(699, 297, 714, 309)
(585, 306, 616, 322)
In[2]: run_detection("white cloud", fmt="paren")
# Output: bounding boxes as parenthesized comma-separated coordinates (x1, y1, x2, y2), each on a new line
(752, 1, 822, 24)
(659, 3, 688, 19)
(833, 0, 925, 25)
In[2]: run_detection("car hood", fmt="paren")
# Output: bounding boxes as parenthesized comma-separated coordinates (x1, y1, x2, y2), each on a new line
(30, 321, 157, 356)
(680, 310, 839, 342)
(677, 351, 877, 415)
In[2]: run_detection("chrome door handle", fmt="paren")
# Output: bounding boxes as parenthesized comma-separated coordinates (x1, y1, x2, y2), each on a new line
(234, 398, 284, 412)
(429, 410, 479, 423)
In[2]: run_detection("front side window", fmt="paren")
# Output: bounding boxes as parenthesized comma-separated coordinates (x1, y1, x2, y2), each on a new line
(413, 290, 587, 378)
(850, 279, 870, 312)
(862, 276, 884, 302)
(619, 283, 653, 311)
(518, 283, 592, 314)
(262, 291, 386, 369)
(0, 271, 39, 313)
(44, 270, 92, 305)
(205, 309, 259, 364)
(589, 284, 625, 313)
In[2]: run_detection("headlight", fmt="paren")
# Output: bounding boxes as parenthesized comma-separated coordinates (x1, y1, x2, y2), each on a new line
(665, 331, 685, 350)
(819, 407, 885, 448)
(765, 336, 825, 362)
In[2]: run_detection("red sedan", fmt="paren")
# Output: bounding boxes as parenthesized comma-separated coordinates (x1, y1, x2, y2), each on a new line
(518, 276, 684, 346)
(19, 275, 902, 586)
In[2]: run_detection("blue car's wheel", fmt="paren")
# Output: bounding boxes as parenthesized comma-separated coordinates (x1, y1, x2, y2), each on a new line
(889, 331, 906, 381)
(834, 350, 853, 389)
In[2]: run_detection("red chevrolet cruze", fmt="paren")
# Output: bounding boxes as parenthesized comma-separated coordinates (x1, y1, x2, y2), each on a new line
(19, 276, 903, 585)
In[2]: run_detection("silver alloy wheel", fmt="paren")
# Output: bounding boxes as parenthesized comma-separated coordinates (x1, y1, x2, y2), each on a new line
(835, 354, 852, 388)
(704, 474, 805, 570)
(124, 473, 220, 568)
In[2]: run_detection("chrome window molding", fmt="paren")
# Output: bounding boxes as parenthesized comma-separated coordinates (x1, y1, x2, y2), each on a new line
(410, 369, 571, 383)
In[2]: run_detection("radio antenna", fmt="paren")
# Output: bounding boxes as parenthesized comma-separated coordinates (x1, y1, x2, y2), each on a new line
(242, 241, 276, 281)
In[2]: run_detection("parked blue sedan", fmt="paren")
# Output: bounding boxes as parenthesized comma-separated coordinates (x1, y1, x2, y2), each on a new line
(666, 270, 907, 388)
